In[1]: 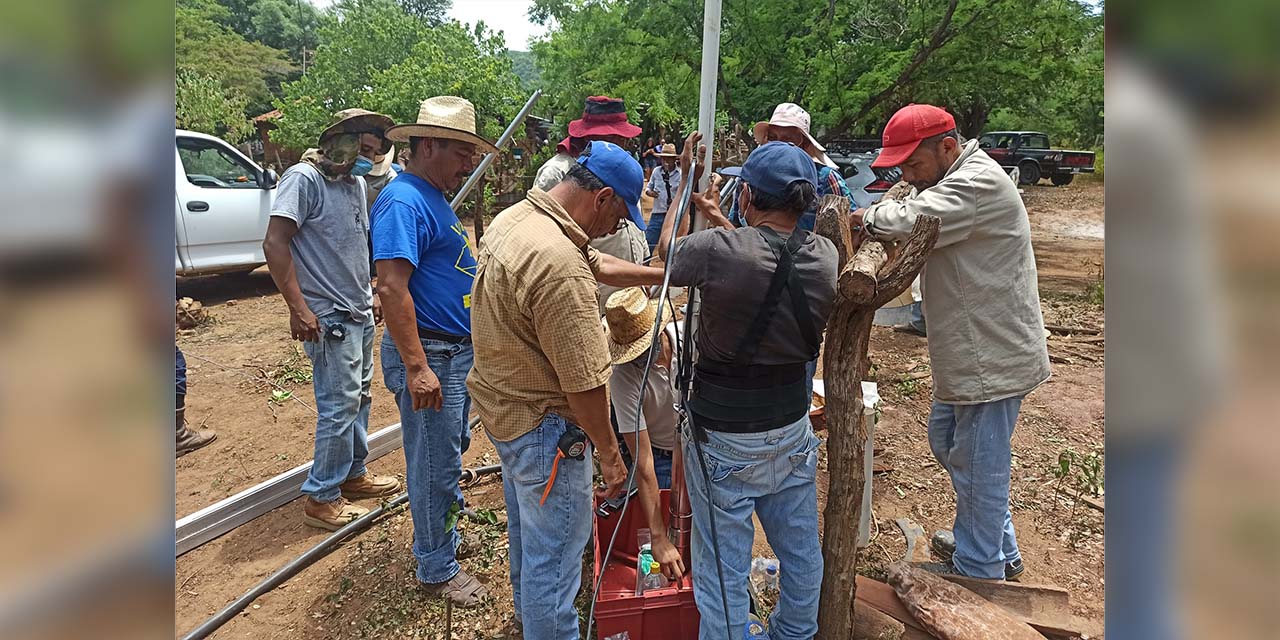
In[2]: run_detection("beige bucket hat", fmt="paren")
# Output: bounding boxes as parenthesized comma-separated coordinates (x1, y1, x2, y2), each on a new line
(385, 96, 498, 153)
(318, 108, 396, 147)
(602, 287, 666, 365)
(752, 102, 838, 169)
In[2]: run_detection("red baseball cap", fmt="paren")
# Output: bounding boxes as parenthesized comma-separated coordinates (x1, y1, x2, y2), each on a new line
(871, 104, 957, 168)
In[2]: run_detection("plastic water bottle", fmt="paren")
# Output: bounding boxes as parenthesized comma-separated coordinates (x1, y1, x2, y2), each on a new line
(750, 557, 780, 599)
(643, 562, 668, 591)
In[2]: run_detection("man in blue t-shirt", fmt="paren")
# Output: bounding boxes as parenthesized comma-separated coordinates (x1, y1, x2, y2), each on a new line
(372, 96, 493, 608)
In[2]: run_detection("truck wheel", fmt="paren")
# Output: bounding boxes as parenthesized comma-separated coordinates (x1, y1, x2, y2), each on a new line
(1017, 161, 1041, 185)
(1050, 173, 1074, 186)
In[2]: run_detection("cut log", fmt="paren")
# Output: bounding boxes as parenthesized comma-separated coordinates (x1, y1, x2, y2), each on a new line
(854, 599, 908, 640)
(887, 563, 1044, 640)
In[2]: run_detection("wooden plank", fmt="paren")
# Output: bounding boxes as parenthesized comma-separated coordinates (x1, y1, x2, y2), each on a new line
(905, 566, 1086, 638)
(855, 576, 929, 633)
(1059, 486, 1105, 512)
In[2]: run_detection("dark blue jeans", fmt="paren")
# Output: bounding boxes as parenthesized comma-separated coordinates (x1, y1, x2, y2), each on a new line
(646, 211, 667, 252)
(176, 345, 187, 396)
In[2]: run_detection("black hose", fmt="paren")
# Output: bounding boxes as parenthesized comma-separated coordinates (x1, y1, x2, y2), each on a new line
(180, 461, 502, 640)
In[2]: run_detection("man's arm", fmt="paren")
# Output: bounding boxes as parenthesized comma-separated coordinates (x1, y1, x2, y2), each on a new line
(620, 428, 685, 580)
(375, 259, 442, 411)
(594, 252, 665, 287)
(263, 217, 319, 341)
(860, 177, 976, 248)
(565, 386, 628, 500)
(656, 133, 706, 263)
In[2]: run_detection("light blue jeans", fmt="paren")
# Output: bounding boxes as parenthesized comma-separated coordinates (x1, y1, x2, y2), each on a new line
(381, 334, 473, 584)
(300, 310, 374, 503)
(491, 413, 593, 640)
(927, 396, 1024, 579)
(682, 416, 824, 640)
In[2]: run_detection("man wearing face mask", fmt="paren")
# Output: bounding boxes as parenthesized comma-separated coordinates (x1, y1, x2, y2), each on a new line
(263, 108, 403, 531)
(371, 96, 492, 607)
(467, 141, 665, 639)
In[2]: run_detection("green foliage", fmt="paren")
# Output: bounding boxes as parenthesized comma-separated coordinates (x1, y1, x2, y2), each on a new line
(272, 0, 523, 151)
(530, 0, 1104, 146)
(176, 70, 255, 142)
(215, 0, 331, 62)
(507, 50, 542, 90)
(176, 0, 295, 113)
(397, 0, 452, 24)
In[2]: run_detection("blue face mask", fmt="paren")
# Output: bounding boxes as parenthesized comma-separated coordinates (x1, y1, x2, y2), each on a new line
(349, 156, 375, 177)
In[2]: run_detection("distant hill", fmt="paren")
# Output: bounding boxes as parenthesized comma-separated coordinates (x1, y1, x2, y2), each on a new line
(506, 50, 541, 91)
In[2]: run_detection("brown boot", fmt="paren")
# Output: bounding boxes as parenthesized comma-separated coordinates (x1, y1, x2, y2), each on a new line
(303, 496, 369, 531)
(176, 404, 216, 457)
(339, 473, 402, 499)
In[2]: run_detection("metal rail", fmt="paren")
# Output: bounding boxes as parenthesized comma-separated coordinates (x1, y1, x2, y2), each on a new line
(176, 416, 480, 557)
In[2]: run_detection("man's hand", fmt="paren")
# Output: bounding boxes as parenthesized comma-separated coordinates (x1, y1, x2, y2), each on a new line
(372, 291, 384, 325)
(407, 363, 443, 412)
(290, 306, 321, 342)
(651, 533, 686, 581)
(594, 448, 628, 501)
(678, 132, 706, 186)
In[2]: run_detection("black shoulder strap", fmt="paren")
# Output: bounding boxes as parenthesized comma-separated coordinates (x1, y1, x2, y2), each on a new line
(732, 227, 820, 366)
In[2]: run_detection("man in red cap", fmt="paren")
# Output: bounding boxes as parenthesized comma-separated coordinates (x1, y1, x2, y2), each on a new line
(854, 103, 1051, 582)
(533, 96, 644, 226)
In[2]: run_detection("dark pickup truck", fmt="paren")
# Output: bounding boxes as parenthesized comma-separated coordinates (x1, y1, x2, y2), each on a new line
(977, 131, 1095, 186)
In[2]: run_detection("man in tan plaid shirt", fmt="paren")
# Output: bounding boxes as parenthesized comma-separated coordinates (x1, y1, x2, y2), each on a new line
(468, 141, 662, 639)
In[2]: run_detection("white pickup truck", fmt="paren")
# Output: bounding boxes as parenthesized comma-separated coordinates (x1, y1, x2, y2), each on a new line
(175, 129, 279, 276)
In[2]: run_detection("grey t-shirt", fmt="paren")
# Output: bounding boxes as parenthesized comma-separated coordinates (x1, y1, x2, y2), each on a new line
(270, 163, 373, 324)
(669, 226, 838, 365)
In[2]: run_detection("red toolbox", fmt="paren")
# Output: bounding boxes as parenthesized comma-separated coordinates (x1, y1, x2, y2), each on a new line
(592, 489, 700, 639)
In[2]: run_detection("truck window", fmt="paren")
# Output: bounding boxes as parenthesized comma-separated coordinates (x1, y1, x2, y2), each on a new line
(1021, 134, 1050, 149)
(996, 134, 1014, 149)
(177, 138, 260, 189)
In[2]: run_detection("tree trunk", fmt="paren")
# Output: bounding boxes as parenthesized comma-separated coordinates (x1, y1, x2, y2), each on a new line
(814, 195, 940, 639)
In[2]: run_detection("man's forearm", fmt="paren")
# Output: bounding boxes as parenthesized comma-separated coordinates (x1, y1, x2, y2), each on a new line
(596, 253, 664, 287)
(375, 280, 428, 371)
(622, 431, 664, 538)
(263, 240, 310, 313)
(565, 385, 620, 459)
(657, 179, 694, 263)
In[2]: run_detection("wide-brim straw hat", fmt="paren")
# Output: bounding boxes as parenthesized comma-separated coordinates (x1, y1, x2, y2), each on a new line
(319, 108, 396, 147)
(385, 96, 498, 153)
(369, 145, 396, 177)
(654, 143, 678, 158)
(752, 102, 838, 169)
(602, 287, 666, 365)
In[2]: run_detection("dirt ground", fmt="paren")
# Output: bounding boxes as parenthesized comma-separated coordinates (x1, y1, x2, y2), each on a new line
(175, 180, 1105, 639)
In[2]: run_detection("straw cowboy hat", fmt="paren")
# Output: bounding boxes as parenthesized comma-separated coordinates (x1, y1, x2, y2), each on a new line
(752, 103, 838, 169)
(385, 96, 498, 153)
(319, 108, 396, 147)
(602, 287, 666, 365)
(369, 145, 396, 177)
(654, 143, 678, 158)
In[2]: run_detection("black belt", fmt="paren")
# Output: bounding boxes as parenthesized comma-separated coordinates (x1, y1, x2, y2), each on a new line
(689, 360, 810, 434)
(417, 327, 471, 344)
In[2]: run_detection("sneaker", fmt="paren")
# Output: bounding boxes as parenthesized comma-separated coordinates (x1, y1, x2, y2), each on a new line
(340, 473, 402, 499)
(930, 529, 1025, 581)
(303, 496, 369, 531)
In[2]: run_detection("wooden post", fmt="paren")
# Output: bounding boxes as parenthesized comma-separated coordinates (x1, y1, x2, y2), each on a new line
(813, 194, 940, 639)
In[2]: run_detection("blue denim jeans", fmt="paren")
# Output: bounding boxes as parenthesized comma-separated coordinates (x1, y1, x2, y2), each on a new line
(490, 413, 593, 640)
(927, 396, 1024, 579)
(381, 334, 473, 584)
(176, 345, 187, 396)
(645, 211, 666, 252)
(300, 311, 375, 503)
(682, 416, 824, 640)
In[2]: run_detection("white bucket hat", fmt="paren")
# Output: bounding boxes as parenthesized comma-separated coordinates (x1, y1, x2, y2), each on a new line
(752, 103, 837, 169)
(385, 96, 498, 153)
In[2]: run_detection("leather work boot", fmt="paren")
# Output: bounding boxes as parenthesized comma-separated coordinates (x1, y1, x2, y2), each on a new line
(930, 529, 1025, 581)
(176, 403, 217, 457)
(340, 473, 402, 499)
(303, 496, 369, 531)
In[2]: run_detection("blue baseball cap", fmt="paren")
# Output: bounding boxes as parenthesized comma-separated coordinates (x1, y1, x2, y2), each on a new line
(577, 140, 645, 228)
(741, 141, 819, 199)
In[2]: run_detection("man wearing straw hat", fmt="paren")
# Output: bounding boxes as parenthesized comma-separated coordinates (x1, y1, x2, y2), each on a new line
(468, 140, 665, 639)
(643, 142, 681, 252)
(728, 102, 854, 232)
(263, 108, 404, 531)
(372, 96, 496, 607)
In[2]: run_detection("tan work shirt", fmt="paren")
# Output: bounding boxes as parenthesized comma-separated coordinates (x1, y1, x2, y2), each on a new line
(467, 189, 613, 442)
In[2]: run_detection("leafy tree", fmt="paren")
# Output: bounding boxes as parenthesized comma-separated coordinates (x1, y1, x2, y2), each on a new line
(272, 0, 523, 151)
(507, 50, 542, 91)
(397, 0, 452, 24)
(215, 0, 330, 64)
(175, 0, 294, 113)
(176, 70, 255, 142)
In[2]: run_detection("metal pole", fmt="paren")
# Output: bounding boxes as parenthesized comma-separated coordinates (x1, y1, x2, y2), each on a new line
(450, 89, 542, 211)
(695, 0, 722, 194)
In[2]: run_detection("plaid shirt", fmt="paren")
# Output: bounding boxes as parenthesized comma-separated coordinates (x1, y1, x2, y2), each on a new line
(466, 189, 613, 441)
(728, 164, 852, 230)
